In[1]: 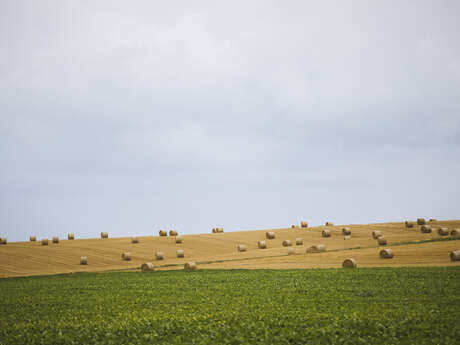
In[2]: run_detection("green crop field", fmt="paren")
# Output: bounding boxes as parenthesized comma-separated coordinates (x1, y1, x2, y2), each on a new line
(1, 268, 459, 345)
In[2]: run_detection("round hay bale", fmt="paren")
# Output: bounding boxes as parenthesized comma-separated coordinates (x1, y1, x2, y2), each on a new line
(176, 249, 184, 258)
(300, 221, 308, 228)
(287, 247, 295, 255)
(322, 229, 331, 238)
(30, 236, 36, 242)
(429, 218, 437, 222)
(342, 227, 351, 235)
(342, 258, 357, 268)
(217, 228, 224, 233)
(325, 222, 334, 226)
(155, 251, 164, 260)
(212, 227, 224, 233)
(344, 235, 351, 240)
(41, 238, 48, 246)
(184, 262, 197, 270)
(0, 238, 7, 245)
(450, 250, 460, 261)
(80, 256, 87, 265)
(291, 225, 299, 229)
(141, 262, 155, 272)
(159, 230, 167, 237)
(101, 232, 108, 239)
(420, 225, 432, 233)
(212, 228, 216, 233)
(175, 236, 183, 244)
(237, 244, 247, 252)
(377, 237, 387, 245)
(372, 230, 382, 239)
(266, 232, 275, 239)
(306, 244, 326, 253)
(438, 227, 449, 236)
(258, 240, 267, 249)
(295, 238, 303, 245)
(417, 218, 426, 225)
(450, 229, 459, 237)
(122, 252, 131, 261)
(380, 248, 394, 259)
(169, 230, 178, 236)
(282, 239, 293, 247)
(68, 233, 74, 240)
(52, 236, 59, 244)
(405, 221, 414, 228)
(131, 237, 139, 244)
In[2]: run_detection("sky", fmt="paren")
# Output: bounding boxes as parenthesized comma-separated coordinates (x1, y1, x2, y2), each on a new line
(1, 1, 459, 242)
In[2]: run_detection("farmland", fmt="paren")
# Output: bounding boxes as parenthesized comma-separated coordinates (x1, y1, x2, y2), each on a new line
(0, 268, 459, 344)
(1, 220, 460, 277)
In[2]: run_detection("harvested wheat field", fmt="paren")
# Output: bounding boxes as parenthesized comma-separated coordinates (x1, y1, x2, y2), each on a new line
(0, 220, 459, 277)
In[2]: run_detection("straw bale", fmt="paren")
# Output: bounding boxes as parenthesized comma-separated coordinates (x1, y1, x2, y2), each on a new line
(237, 244, 247, 252)
(450, 250, 460, 261)
(342, 227, 351, 235)
(420, 225, 432, 233)
(417, 218, 426, 225)
(184, 262, 197, 270)
(306, 244, 326, 253)
(258, 240, 267, 249)
(266, 232, 275, 239)
(438, 228, 449, 236)
(372, 230, 382, 239)
(342, 258, 357, 268)
(379, 248, 394, 259)
(322, 229, 331, 237)
(282, 239, 292, 247)
(141, 262, 155, 271)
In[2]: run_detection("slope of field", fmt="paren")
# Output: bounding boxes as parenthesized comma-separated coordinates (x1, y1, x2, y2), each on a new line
(1, 220, 459, 277)
(1, 268, 460, 344)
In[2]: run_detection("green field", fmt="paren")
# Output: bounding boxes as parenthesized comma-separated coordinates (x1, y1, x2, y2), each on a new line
(1, 268, 459, 345)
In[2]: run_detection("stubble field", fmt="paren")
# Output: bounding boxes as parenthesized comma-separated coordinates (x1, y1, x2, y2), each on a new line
(1, 220, 459, 277)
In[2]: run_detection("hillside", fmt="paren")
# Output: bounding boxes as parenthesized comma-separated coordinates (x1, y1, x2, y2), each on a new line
(1, 220, 459, 278)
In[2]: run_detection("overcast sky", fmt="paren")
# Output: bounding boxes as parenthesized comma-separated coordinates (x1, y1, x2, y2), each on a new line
(1, 1, 459, 242)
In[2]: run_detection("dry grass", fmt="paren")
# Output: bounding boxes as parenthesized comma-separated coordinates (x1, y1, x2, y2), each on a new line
(0, 220, 459, 277)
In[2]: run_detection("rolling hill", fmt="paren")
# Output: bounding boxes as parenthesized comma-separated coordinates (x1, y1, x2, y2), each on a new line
(1, 220, 459, 278)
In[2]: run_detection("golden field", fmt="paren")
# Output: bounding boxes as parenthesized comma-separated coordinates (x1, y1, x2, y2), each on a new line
(1, 220, 459, 278)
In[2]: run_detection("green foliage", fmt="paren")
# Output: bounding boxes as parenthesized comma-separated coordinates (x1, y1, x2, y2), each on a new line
(0, 267, 459, 344)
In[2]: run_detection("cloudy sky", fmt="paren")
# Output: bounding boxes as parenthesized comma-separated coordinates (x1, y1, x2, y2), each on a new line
(1, 1, 459, 242)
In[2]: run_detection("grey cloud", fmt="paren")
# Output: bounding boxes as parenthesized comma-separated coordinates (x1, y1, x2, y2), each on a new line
(1, 1, 459, 241)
